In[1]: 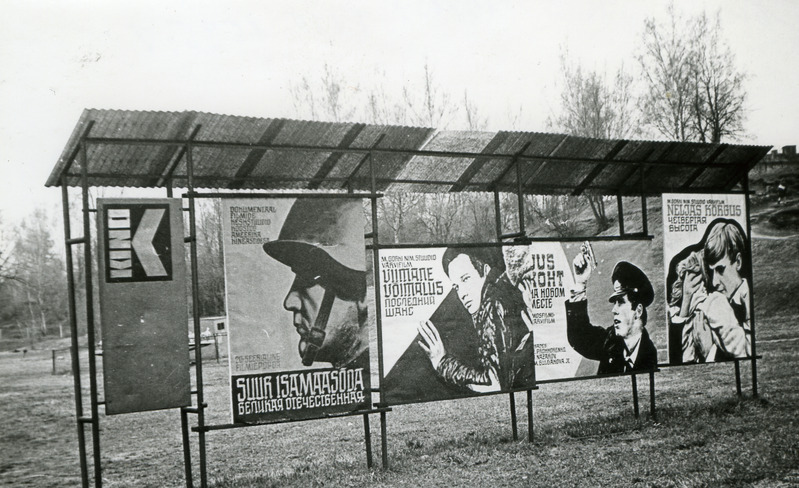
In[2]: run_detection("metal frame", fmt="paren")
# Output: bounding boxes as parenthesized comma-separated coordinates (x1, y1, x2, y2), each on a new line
(57, 119, 761, 488)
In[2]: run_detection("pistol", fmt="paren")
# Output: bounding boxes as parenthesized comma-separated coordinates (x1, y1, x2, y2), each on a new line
(581, 241, 597, 271)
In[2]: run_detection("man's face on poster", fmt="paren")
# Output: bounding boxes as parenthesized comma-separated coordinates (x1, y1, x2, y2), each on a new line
(709, 254, 743, 299)
(282, 273, 360, 365)
(611, 291, 637, 339)
(708, 253, 743, 299)
(447, 254, 487, 315)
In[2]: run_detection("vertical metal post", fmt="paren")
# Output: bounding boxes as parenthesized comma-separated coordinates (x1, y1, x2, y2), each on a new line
(526, 389, 534, 442)
(213, 334, 220, 364)
(369, 149, 385, 401)
(368, 142, 389, 470)
(363, 414, 373, 468)
(743, 176, 758, 397)
(185, 137, 208, 488)
(640, 168, 648, 235)
(509, 393, 518, 441)
(515, 160, 525, 236)
(649, 370, 657, 422)
(80, 140, 102, 488)
(616, 194, 625, 235)
(734, 360, 742, 397)
(61, 180, 89, 488)
(630, 374, 639, 418)
(180, 408, 194, 488)
(493, 190, 502, 241)
(380, 411, 388, 469)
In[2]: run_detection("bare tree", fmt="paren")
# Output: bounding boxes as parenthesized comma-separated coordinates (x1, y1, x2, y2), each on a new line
(0, 212, 15, 282)
(377, 192, 422, 244)
(290, 63, 359, 122)
(638, 4, 747, 143)
(460, 193, 498, 241)
(195, 199, 226, 316)
(637, 4, 695, 141)
(365, 70, 410, 125)
(689, 11, 747, 143)
(419, 193, 461, 242)
(548, 51, 638, 232)
(402, 63, 459, 128)
(549, 52, 640, 140)
(527, 194, 582, 238)
(463, 90, 489, 131)
(10, 208, 67, 339)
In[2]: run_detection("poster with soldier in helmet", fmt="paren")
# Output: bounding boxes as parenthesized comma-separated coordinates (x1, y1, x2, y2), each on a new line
(221, 198, 371, 423)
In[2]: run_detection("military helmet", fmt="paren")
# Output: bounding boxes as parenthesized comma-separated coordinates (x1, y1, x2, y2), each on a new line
(263, 198, 366, 301)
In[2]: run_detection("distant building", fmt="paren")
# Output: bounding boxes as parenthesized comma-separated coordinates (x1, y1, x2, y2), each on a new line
(752, 145, 799, 175)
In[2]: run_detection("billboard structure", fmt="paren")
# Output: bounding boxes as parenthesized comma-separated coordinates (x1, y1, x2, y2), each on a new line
(663, 193, 752, 365)
(96, 198, 191, 415)
(49, 110, 768, 488)
(221, 197, 371, 423)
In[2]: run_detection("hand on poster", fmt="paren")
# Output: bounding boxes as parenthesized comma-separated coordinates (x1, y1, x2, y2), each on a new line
(716, 318, 749, 357)
(678, 272, 703, 318)
(467, 368, 500, 393)
(417, 320, 445, 370)
(571, 241, 596, 291)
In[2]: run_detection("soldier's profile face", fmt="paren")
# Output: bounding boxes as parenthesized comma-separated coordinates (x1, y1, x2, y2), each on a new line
(447, 254, 487, 315)
(611, 292, 636, 339)
(282, 274, 361, 365)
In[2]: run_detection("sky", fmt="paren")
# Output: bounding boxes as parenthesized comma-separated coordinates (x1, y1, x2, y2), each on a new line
(0, 0, 797, 229)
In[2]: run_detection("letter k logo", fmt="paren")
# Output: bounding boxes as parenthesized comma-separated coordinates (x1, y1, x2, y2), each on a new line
(132, 209, 167, 277)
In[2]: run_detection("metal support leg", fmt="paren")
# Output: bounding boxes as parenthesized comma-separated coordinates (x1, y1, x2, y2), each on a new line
(734, 360, 742, 397)
(649, 371, 657, 422)
(180, 408, 194, 488)
(509, 393, 518, 441)
(380, 411, 388, 469)
(526, 389, 534, 443)
(61, 181, 89, 488)
(363, 414, 373, 469)
(751, 357, 758, 398)
(631, 374, 640, 418)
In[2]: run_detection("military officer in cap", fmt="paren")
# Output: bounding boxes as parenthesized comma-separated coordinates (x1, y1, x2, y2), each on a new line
(262, 198, 369, 371)
(565, 247, 657, 374)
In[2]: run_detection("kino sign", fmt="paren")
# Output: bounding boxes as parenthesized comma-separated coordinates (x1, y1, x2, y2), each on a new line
(104, 204, 173, 282)
(96, 199, 190, 414)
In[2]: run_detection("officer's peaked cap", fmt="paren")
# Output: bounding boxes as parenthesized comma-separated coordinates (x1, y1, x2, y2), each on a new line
(608, 261, 654, 307)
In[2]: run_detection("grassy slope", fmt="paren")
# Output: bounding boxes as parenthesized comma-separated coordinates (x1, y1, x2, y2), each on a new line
(1, 196, 799, 487)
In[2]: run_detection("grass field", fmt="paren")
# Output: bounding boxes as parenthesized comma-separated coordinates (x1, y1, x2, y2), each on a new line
(2, 203, 798, 487)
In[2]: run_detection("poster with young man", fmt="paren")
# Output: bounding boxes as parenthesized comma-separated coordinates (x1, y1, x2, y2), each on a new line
(663, 193, 752, 365)
(380, 243, 588, 405)
(222, 198, 371, 423)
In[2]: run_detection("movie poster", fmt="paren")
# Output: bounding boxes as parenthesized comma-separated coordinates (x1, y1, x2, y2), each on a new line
(663, 193, 752, 365)
(222, 198, 371, 423)
(380, 243, 592, 405)
(560, 240, 662, 375)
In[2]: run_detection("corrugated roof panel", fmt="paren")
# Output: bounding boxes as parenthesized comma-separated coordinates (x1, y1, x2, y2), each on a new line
(393, 131, 496, 188)
(346, 125, 435, 191)
(46, 110, 770, 196)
